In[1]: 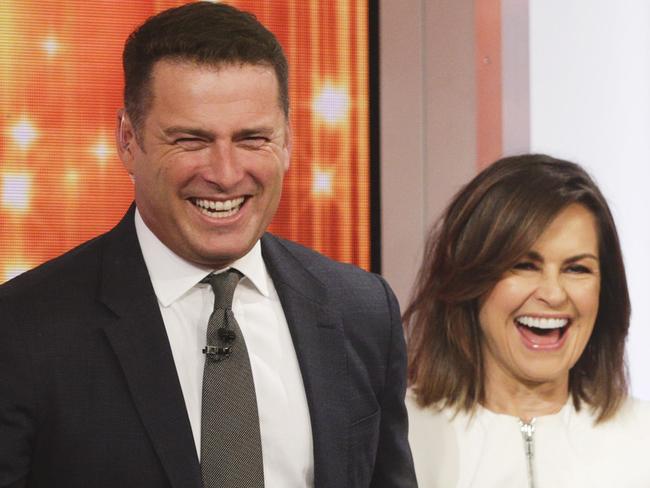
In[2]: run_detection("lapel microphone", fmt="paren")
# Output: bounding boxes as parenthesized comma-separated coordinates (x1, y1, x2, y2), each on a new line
(203, 327, 237, 362)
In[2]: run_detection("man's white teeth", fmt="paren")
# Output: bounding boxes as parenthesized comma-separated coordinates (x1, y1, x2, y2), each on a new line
(193, 197, 245, 218)
(516, 316, 569, 329)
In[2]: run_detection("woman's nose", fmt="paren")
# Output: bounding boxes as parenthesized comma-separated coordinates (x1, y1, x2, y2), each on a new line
(533, 271, 568, 307)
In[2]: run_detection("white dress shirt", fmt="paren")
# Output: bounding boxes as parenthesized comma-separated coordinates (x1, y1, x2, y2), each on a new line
(135, 209, 314, 487)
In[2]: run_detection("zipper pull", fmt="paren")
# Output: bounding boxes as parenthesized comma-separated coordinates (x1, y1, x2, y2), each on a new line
(519, 419, 536, 488)
(520, 419, 535, 456)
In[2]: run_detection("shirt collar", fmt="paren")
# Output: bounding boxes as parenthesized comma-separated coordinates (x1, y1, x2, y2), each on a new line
(134, 208, 270, 307)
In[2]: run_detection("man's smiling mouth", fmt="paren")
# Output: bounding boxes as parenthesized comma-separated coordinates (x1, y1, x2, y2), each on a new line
(191, 196, 246, 218)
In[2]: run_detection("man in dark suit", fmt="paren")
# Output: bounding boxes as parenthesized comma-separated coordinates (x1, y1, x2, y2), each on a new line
(0, 3, 416, 487)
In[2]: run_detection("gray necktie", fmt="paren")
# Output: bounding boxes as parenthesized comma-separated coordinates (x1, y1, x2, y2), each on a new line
(200, 269, 264, 488)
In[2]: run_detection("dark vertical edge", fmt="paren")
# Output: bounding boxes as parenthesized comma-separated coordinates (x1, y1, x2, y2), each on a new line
(369, 0, 381, 274)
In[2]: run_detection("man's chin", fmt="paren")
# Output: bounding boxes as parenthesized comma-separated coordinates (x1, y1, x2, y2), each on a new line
(184, 242, 257, 269)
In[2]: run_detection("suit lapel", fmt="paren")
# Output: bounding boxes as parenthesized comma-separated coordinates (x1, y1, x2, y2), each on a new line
(261, 234, 349, 488)
(98, 207, 202, 488)
(95, 219, 349, 487)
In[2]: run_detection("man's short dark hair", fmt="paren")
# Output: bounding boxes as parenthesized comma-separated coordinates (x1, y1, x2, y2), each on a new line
(123, 1, 289, 133)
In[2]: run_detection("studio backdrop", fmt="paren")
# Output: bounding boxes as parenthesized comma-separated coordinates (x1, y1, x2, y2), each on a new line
(0, 0, 377, 283)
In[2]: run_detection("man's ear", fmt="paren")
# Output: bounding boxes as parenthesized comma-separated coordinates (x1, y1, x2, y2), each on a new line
(115, 108, 137, 174)
(282, 121, 292, 172)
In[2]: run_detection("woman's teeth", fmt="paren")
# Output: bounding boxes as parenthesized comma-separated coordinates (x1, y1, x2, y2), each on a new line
(516, 316, 570, 346)
(193, 197, 245, 218)
(516, 316, 569, 330)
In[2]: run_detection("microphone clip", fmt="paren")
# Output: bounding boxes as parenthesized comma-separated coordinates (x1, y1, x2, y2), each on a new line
(203, 345, 232, 362)
(203, 326, 237, 362)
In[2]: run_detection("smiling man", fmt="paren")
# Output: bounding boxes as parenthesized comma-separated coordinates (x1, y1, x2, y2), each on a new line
(0, 3, 416, 488)
(122, 61, 290, 269)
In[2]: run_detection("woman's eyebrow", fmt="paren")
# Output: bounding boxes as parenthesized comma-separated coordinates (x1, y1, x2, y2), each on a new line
(522, 251, 543, 261)
(564, 253, 599, 263)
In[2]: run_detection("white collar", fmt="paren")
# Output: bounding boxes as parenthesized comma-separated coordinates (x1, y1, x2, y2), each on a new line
(474, 399, 575, 429)
(134, 208, 270, 307)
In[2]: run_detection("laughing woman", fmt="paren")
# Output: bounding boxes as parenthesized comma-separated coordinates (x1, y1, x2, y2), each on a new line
(405, 154, 650, 487)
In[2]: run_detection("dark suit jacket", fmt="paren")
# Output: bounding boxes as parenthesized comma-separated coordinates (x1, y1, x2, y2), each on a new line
(0, 207, 416, 488)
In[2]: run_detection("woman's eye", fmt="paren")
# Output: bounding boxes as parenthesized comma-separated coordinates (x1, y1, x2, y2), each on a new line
(566, 264, 591, 274)
(513, 261, 537, 271)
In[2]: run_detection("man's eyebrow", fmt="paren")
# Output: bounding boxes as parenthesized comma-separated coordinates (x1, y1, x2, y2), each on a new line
(161, 126, 278, 140)
(233, 126, 276, 139)
(162, 126, 215, 139)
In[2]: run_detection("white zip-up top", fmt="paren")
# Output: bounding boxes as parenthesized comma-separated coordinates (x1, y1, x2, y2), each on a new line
(407, 392, 650, 487)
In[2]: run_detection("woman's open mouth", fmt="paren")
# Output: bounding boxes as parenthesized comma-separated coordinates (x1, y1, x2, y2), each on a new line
(515, 315, 571, 350)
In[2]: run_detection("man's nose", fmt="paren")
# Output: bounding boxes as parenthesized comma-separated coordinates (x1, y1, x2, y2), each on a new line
(204, 143, 244, 190)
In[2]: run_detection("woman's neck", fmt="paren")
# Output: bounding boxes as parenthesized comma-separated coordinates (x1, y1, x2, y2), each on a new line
(482, 366, 570, 422)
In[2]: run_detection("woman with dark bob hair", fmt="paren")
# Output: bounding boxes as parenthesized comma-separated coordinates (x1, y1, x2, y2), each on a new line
(405, 154, 650, 487)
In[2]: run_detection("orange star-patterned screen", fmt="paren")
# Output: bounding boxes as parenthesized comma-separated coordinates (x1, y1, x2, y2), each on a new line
(0, 0, 372, 284)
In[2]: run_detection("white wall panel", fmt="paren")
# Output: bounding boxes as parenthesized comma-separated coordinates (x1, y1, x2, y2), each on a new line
(528, 0, 650, 398)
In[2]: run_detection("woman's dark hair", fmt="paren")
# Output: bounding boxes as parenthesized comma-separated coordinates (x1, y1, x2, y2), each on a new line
(404, 154, 629, 422)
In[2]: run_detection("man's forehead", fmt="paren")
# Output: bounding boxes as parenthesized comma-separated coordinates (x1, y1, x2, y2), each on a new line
(145, 59, 283, 112)
(140, 60, 288, 135)
(149, 58, 277, 82)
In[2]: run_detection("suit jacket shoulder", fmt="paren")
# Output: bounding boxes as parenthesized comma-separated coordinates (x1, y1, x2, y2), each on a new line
(0, 232, 106, 302)
(261, 232, 394, 305)
(0, 207, 200, 488)
(261, 233, 417, 488)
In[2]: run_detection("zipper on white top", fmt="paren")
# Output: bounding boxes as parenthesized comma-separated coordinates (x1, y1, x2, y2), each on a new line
(519, 419, 536, 488)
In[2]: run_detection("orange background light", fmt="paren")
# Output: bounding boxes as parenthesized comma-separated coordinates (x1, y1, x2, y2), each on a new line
(0, 0, 370, 283)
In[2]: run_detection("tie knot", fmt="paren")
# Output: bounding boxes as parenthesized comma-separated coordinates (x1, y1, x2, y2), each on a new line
(202, 269, 242, 310)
